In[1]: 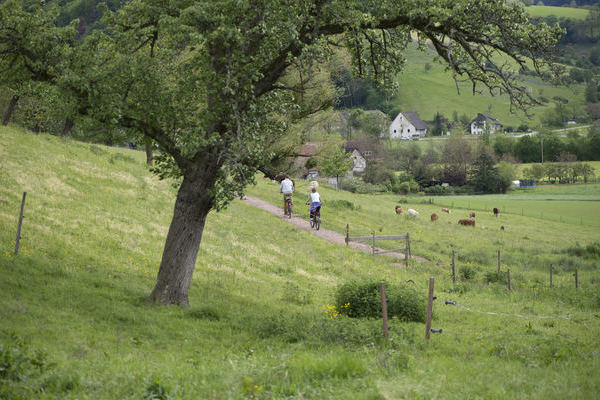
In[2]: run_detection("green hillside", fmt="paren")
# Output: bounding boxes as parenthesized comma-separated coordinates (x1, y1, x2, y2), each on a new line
(527, 5, 590, 19)
(394, 44, 583, 128)
(1, 127, 600, 399)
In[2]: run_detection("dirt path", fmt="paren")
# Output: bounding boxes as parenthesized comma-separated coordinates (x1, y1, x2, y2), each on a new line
(242, 195, 433, 264)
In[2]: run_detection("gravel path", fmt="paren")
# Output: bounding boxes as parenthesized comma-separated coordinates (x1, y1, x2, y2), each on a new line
(242, 195, 434, 264)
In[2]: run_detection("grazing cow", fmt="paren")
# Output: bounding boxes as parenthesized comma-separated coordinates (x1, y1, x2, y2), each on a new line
(458, 218, 476, 227)
(407, 208, 419, 217)
(493, 207, 500, 217)
(395, 205, 403, 214)
(441, 208, 451, 214)
(500, 225, 505, 231)
(430, 213, 439, 222)
(469, 212, 476, 218)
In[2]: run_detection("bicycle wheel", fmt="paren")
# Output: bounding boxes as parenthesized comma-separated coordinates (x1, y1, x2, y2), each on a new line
(315, 216, 320, 230)
(288, 202, 292, 218)
(310, 214, 315, 228)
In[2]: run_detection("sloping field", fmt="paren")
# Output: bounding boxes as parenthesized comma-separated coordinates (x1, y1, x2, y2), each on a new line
(527, 5, 590, 19)
(394, 44, 583, 128)
(1, 127, 599, 399)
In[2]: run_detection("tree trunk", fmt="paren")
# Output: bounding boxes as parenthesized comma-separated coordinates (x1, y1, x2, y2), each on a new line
(61, 117, 74, 137)
(148, 174, 213, 307)
(2, 94, 19, 126)
(145, 138, 153, 166)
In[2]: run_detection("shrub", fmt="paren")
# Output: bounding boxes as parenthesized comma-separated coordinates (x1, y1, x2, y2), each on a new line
(423, 185, 449, 195)
(567, 242, 600, 259)
(459, 265, 477, 280)
(485, 270, 507, 284)
(328, 199, 356, 210)
(144, 379, 172, 400)
(334, 281, 426, 322)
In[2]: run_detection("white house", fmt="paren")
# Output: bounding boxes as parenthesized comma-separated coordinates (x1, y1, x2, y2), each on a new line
(348, 149, 366, 173)
(470, 113, 502, 135)
(343, 141, 375, 174)
(388, 111, 428, 139)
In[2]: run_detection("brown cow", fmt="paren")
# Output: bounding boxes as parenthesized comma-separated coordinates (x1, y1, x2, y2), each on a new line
(458, 219, 476, 227)
(441, 208, 451, 214)
(469, 212, 476, 218)
(500, 225, 505, 231)
(395, 205, 403, 214)
(430, 213, 439, 222)
(493, 207, 500, 217)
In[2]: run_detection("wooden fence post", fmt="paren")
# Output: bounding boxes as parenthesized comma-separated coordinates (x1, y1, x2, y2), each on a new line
(497, 250, 501, 273)
(451, 249, 456, 285)
(407, 233, 411, 260)
(14, 192, 27, 255)
(507, 269, 511, 291)
(575, 269, 579, 289)
(425, 277, 434, 341)
(550, 264, 553, 288)
(380, 282, 389, 340)
(345, 224, 349, 246)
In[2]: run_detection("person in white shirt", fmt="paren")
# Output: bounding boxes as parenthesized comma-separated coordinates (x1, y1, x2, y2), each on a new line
(279, 175, 294, 215)
(305, 187, 322, 219)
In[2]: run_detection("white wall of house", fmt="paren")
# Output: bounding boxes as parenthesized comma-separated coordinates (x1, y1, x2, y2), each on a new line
(471, 120, 500, 135)
(351, 149, 366, 173)
(389, 113, 426, 139)
(389, 113, 412, 139)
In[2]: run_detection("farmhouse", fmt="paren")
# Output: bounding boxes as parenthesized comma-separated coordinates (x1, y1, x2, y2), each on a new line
(344, 141, 375, 173)
(470, 113, 502, 135)
(388, 111, 428, 140)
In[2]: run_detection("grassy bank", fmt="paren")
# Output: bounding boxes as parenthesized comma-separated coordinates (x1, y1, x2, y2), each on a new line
(1, 126, 599, 399)
(526, 5, 590, 20)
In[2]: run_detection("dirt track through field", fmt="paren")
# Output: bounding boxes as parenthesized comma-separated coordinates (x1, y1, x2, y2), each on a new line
(243, 196, 433, 265)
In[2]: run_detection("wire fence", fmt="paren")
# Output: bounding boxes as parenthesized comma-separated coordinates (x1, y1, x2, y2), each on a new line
(443, 300, 576, 320)
(418, 197, 598, 227)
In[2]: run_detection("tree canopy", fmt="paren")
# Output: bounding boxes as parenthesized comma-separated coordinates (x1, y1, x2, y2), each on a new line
(0, 0, 564, 306)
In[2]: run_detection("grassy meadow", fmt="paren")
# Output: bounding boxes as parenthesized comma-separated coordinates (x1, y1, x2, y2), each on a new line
(526, 5, 590, 20)
(394, 44, 584, 128)
(1, 126, 600, 399)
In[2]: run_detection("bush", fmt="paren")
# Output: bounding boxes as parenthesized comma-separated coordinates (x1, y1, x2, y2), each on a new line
(339, 177, 387, 194)
(327, 199, 357, 210)
(423, 185, 449, 195)
(334, 281, 426, 322)
(485, 270, 507, 284)
(567, 242, 600, 259)
(459, 265, 477, 280)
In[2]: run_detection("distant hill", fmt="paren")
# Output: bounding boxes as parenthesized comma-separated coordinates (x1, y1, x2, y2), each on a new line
(527, 5, 590, 19)
(392, 44, 583, 129)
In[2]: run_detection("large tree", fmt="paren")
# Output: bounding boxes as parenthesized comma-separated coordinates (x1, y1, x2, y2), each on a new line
(1, 0, 562, 306)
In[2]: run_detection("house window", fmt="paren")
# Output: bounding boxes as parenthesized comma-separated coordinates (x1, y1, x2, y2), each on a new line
(393, 130, 396, 133)
(363, 151, 372, 157)
(408, 128, 410, 132)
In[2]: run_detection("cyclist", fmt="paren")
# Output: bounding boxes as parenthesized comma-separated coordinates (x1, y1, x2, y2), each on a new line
(305, 186, 322, 222)
(280, 174, 294, 215)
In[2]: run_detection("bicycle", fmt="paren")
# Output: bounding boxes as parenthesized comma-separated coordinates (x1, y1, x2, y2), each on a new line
(284, 194, 293, 218)
(308, 204, 321, 230)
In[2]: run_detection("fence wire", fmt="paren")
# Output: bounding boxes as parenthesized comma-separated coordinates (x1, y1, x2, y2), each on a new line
(445, 300, 578, 320)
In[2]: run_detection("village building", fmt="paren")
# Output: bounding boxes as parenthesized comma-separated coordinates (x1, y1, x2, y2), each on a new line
(470, 113, 502, 135)
(344, 141, 376, 174)
(388, 111, 429, 139)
